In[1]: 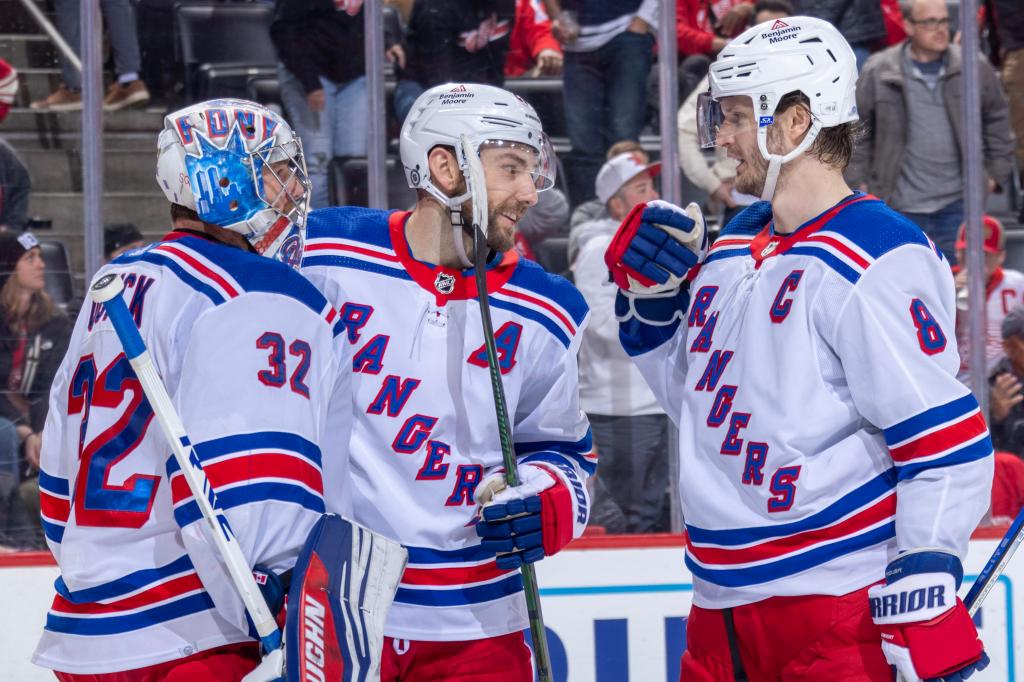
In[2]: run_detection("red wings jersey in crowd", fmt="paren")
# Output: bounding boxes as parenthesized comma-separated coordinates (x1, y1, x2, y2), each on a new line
(302, 206, 593, 641)
(623, 194, 993, 609)
(33, 233, 353, 674)
(955, 265, 1024, 380)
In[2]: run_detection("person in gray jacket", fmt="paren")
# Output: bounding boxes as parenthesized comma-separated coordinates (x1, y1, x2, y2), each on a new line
(847, 0, 1014, 265)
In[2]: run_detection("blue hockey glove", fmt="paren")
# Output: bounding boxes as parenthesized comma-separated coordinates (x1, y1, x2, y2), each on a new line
(474, 463, 576, 569)
(868, 551, 987, 682)
(246, 564, 285, 647)
(605, 200, 707, 294)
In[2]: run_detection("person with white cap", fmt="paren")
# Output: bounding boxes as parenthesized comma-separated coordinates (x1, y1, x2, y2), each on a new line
(603, 15, 992, 681)
(570, 152, 669, 534)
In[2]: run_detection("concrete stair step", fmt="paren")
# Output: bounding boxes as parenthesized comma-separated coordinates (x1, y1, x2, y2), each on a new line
(19, 147, 159, 193)
(28, 191, 170, 234)
(3, 106, 166, 135)
(0, 33, 56, 72)
(3, 130, 157, 152)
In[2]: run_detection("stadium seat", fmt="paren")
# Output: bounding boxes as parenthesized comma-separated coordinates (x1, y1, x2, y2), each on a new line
(173, 2, 276, 100)
(39, 240, 74, 310)
(328, 156, 417, 209)
(246, 75, 282, 111)
(534, 237, 570, 279)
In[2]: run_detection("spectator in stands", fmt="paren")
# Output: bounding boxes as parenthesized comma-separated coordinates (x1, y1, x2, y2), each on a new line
(570, 140, 648, 230)
(954, 215, 1024, 382)
(271, 0, 404, 209)
(674, 0, 755, 100)
(0, 232, 71, 549)
(570, 152, 669, 533)
(990, 0, 1024, 223)
(989, 451, 1024, 525)
(514, 187, 570, 262)
(989, 306, 1024, 456)
(848, 0, 1014, 264)
(0, 140, 30, 233)
(0, 59, 16, 124)
(393, 0, 516, 123)
(792, 0, 886, 70)
(677, 0, 791, 223)
(104, 223, 145, 262)
(506, 0, 563, 77)
(29, 0, 149, 112)
(546, 0, 658, 205)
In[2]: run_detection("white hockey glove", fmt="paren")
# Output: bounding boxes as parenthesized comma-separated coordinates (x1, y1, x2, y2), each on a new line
(868, 550, 988, 682)
(474, 463, 577, 569)
(604, 200, 707, 296)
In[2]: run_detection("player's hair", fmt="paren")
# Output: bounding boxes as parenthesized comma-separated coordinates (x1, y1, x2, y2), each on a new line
(606, 140, 647, 161)
(170, 203, 201, 224)
(775, 91, 863, 170)
(754, 0, 794, 16)
(1, 270, 55, 333)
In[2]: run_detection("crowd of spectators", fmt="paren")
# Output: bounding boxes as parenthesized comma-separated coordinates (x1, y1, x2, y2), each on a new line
(7, 0, 1024, 538)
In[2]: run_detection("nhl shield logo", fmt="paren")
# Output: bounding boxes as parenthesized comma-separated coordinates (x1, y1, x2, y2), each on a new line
(760, 241, 779, 257)
(434, 272, 456, 295)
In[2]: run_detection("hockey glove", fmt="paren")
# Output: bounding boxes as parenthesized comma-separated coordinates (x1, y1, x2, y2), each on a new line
(868, 550, 988, 682)
(605, 200, 707, 295)
(474, 463, 575, 569)
(245, 564, 286, 648)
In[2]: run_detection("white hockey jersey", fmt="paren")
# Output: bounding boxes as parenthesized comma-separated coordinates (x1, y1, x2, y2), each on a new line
(622, 194, 994, 609)
(955, 266, 1024, 381)
(302, 206, 594, 641)
(33, 232, 352, 674)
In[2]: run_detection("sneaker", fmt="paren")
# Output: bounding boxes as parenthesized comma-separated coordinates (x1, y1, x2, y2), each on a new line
(103, 79, 150, 112)
(29, 84, 82, 112)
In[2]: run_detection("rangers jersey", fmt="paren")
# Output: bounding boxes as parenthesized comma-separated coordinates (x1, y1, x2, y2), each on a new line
(33, 232, 352, 674)
(955, 266, 1024, 381)
(302, 206, 593, 641)
(621, 194, 994, 609)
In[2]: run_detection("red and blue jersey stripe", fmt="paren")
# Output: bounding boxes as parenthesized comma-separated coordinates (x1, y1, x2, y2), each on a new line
(884, 393, 993, 481)
(39, 469, 70, 544)
(167, 431, 325, 528)
(395, 544, 524, 607)
(45, 554, 215, 636)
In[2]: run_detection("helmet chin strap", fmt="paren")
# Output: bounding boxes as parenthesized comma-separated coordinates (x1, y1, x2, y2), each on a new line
(756, 120, 822, 201)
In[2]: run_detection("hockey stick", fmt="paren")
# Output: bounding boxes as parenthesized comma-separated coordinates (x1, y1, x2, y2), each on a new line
(964, 509, 1024, 614)
(89, 273, 282, 655)
(460, 135, 554, 682)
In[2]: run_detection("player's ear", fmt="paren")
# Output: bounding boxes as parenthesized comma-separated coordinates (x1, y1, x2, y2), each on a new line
(786, 105, 813, 146)
(428, 146, 463, 196)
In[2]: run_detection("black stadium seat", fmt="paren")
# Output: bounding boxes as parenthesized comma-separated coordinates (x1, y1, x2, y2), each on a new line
(39, 240, 74, 311)
(246, 75, 282, 111)
(328, 156, 417, 210)
(173, 2, 277, 100)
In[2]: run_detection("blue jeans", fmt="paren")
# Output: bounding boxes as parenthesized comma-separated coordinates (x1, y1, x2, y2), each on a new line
(562, 30, 655, 205)
(0, 416, 22, 543)
(394, 80, 426, 126)
(278, 67, 369, 209)
(901, 198, 964, 265)
(55, 0, 142, 89)
(851, 43, 872, 73)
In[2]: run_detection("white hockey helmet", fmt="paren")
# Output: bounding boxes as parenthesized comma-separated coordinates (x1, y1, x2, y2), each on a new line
(155, 98, 311, 268)
(696, 16, 859, 199)
(399, 83, 556, 209)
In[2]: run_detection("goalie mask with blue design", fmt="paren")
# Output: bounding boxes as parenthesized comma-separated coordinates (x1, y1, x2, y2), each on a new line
(156, 99, 311, 268)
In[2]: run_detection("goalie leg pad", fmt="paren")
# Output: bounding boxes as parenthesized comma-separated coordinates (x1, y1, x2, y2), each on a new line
(285, 514, 407, 682)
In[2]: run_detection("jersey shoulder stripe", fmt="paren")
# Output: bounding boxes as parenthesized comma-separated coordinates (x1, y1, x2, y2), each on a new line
(706, 235, 756, 265)
(515, 430, 596, 476)
(302, 208, 410, 282)
(115, 236, 336, 326)
(45, 554, 214, 636)
(492, 260, 589, 348)
(39, 470, 70, 544)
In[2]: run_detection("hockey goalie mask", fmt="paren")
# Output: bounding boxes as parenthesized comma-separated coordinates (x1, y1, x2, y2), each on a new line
(696, 16, 859, 200)
(156, 99, 311, 268)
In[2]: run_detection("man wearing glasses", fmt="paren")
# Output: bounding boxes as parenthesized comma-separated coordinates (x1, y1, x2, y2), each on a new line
(848, 0, 1014, 266)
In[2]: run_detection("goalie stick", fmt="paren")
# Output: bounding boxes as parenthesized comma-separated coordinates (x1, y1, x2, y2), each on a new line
(459, 134, 554, 682)
(89, 273, 281, 655)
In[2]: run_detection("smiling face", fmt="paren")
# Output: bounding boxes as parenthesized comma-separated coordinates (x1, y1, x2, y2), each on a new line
(478, 143, 541, 252)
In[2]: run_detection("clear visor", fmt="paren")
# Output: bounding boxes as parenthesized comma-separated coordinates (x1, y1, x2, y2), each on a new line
(477, 137, 557, 192)
(696, 92, 762, 149)
(254, 137, 312, 228)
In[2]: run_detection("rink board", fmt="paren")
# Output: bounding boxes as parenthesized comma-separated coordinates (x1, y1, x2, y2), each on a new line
(0, 531, 1018, 681)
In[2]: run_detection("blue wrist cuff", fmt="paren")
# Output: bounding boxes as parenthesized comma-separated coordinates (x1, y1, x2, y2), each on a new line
(886, 550, 964, 589)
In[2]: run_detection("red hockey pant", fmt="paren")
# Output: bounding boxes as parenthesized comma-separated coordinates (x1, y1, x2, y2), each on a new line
(54, 642, 261, 682)
(680, 586, 893, 681)
(382, 631, 533, 681)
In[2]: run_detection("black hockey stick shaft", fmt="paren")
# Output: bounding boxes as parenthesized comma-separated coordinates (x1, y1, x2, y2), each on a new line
(472, 232, 553, 682)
